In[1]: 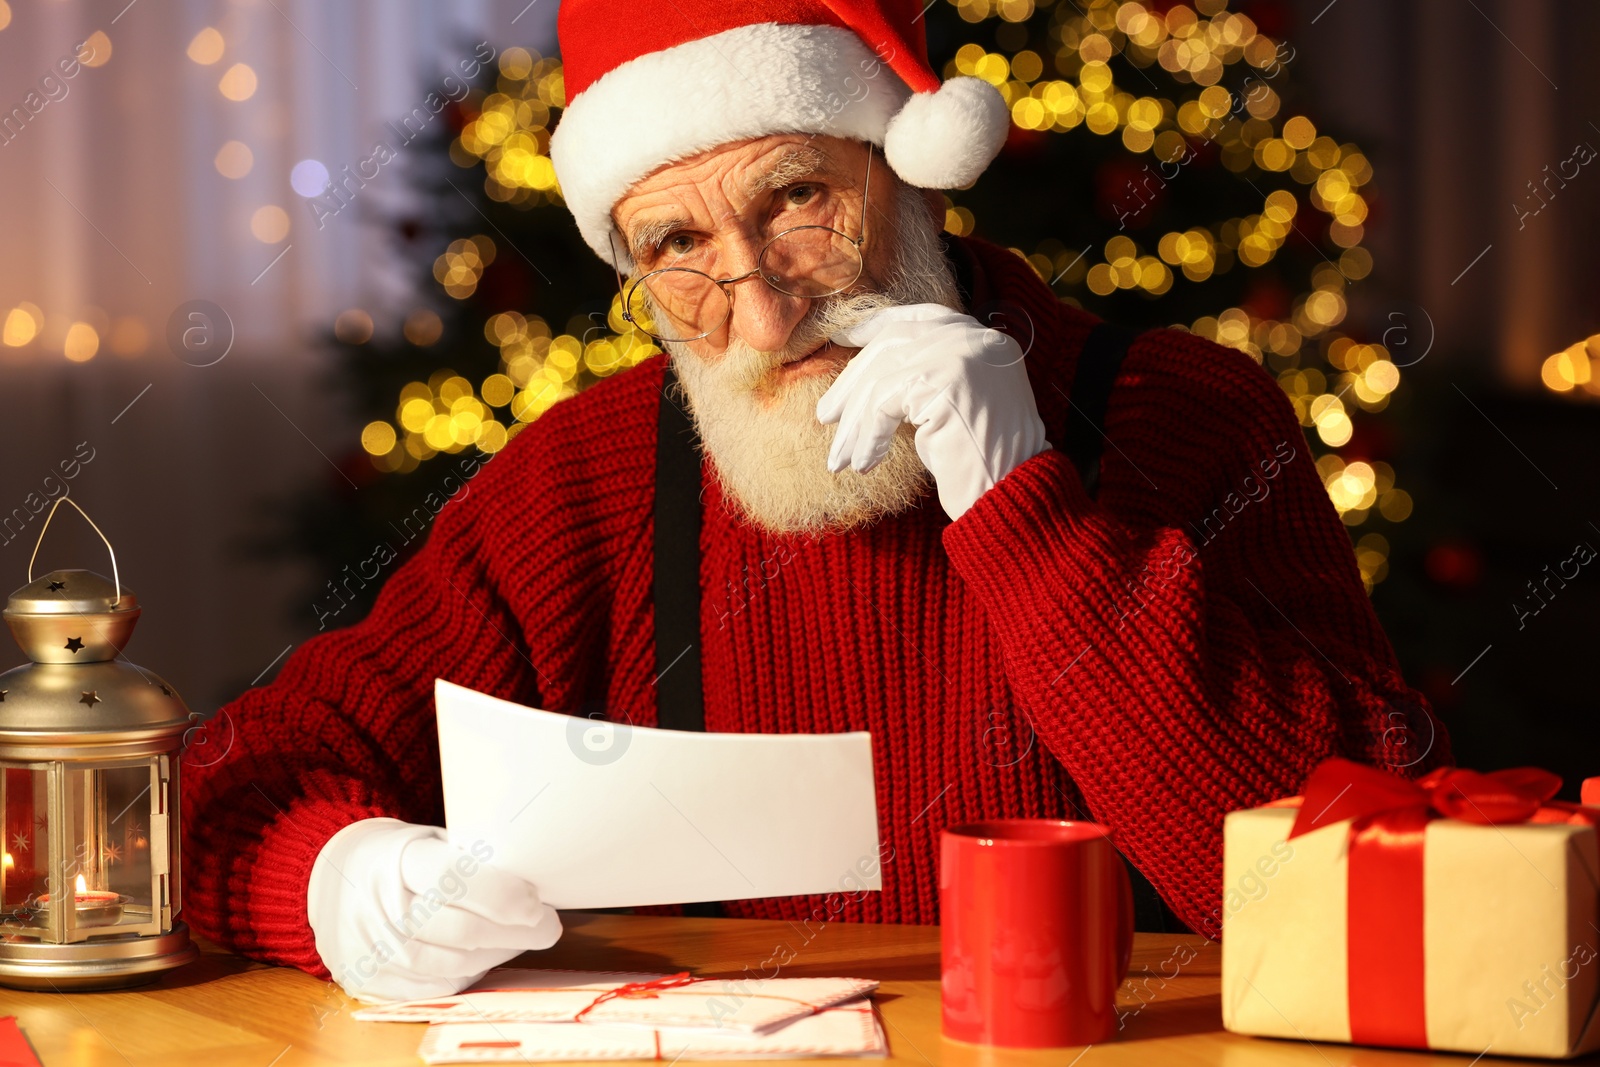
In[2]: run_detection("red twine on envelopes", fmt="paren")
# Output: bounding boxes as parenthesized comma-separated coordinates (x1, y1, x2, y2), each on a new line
(1285, 759, 1593, 1050)
(451, 971, 848, 1026)
(573, 971, 698, 1021)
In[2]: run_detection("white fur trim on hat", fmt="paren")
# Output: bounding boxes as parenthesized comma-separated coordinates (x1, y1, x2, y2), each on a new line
(551, 23, 911, 267)
(885, 77, 1009, 190)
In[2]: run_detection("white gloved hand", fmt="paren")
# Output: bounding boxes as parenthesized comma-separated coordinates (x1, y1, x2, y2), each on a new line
(307, 817, 562, 1003)
(816, 303, 1049, 522)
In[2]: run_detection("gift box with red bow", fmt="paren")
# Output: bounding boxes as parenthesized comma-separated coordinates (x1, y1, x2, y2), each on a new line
(1222, 759, 1600, 1059)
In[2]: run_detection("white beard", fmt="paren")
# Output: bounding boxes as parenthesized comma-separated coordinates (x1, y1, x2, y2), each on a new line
(664, 188, 963, 536)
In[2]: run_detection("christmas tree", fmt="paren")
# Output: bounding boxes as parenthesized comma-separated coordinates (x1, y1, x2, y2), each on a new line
(277, 0, 1408, 625)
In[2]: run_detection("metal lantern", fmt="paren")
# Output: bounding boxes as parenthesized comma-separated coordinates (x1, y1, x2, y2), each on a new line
(0, 500, 198, 990)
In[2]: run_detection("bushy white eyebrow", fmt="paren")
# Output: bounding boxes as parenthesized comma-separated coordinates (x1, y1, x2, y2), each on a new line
(741, 145, 833, 198)
(624, 145, 847, 265)
(628, 215, 689, 264)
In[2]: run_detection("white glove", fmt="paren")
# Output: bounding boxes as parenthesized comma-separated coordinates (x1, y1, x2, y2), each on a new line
(307, 817, 562, 1003)
(816, 304, 1049, 521)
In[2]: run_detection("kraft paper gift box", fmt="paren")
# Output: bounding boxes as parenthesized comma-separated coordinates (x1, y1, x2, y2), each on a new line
(1222, 759, 1600, 1059)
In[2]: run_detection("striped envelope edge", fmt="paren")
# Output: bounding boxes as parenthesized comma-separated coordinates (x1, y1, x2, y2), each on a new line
(353, 968, 880, 1036)
(416, 1000, 887, 1063)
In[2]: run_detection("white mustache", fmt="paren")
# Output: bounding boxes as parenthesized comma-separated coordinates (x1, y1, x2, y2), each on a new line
(714, 288, 906, 395)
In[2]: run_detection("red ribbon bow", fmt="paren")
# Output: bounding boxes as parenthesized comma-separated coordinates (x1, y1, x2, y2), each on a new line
(1283, 759, 1588, 1050)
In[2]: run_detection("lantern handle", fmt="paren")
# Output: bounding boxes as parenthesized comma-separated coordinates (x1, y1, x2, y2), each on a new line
(28, 497, 122, 606)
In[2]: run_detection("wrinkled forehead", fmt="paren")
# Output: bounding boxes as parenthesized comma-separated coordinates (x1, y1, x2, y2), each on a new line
(614, 137, 860, 226)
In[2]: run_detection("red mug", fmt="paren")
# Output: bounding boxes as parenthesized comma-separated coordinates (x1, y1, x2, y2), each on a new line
(940, 819, 1134, 1048)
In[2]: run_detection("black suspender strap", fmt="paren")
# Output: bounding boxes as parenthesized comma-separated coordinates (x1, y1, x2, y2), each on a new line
(1059, 320, 1139, 500)
(651, 325, 1180, 929)
(654, 361, 717, 917)
(652, 321, 1138, 716)
(653, 361, 707, 734)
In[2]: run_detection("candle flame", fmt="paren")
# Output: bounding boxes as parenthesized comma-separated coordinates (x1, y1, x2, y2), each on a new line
(2, 852, 11, 869)
(75, 873, 88, 893)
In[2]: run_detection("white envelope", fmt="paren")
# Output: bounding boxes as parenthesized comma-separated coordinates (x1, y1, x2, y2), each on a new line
(434, 680, 882, 909)
(352, 968, 880, 1034)
(416, 1002, 888, 1062)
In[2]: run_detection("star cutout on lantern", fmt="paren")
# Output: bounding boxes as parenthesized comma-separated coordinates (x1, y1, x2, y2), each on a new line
(46, 580, 65, 591)
(102, 842, 123, 865)
(65, 636, 85, 653)
(125, 818, 144, 837)
(10, 832, 27, 853)
(34, 815, 47, 830)
(80, 690, 100, 707)
(158, 684, 173, 697)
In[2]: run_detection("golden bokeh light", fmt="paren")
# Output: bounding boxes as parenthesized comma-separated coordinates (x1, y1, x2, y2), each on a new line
(3, 304, 43, 347)
(251, 205, 290, 243)
(499, 47, 534, 79)
(214, 140, 253, 179)
(63, 322, 99, 363)
(360, 421, 397, 456)
(481, 373, 515, 407)
(1011, 49, 1044, 82)
(80, 31, 111, 68)
(219, 63, 258, 101)
(187, 27, 225, 65)
(1281, 115, 1316, 150)
(398, 396, 433, 434)
(1541, 342, 1592, 392)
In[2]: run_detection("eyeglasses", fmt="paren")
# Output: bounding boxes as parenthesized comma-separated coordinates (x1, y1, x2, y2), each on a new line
(610, 149, 873, 344)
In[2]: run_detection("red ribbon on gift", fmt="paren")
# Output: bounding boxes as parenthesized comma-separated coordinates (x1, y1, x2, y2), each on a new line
(1286, 759, 1594, 1050)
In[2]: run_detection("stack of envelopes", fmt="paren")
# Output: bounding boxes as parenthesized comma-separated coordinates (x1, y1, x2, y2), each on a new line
(353, 967, 888, 1062)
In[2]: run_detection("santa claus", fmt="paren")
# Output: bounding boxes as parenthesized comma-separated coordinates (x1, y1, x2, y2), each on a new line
(181, 0, 1449, 1002)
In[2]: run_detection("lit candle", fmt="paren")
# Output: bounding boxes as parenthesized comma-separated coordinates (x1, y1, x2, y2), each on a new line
(34, 874, 124, 928)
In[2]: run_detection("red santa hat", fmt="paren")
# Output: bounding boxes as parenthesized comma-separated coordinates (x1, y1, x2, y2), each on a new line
(549, 0, 1010, 266)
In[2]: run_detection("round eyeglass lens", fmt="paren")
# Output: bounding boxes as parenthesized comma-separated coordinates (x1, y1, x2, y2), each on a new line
(758, 227, 864, 298)
(630, 268, 732, 343)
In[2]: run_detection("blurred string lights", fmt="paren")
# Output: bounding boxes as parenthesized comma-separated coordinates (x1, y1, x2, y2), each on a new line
(1541, 334, 1600, 396)
(349, 0, 1407, 586)
(184, 24, 287, 244)
(934, 0, 1409, 587)
(0, 21, 272, 364)
(353, 44, 659, 478)
(0, 11, 113, 354)
(9, 1, 1557, 595)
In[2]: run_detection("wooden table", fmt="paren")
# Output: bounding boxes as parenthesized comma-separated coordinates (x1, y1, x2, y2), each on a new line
(0, 912, 1577, 1065)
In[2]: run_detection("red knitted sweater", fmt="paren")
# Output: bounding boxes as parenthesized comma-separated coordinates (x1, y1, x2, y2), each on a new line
(180, 235, 1448, 979)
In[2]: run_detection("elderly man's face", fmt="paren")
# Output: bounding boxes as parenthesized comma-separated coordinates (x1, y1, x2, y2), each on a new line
(614, 136, 917, 395)
(610, 134, 962, 535)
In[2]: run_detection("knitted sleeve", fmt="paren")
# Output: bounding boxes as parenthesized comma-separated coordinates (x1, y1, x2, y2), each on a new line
(177, 460, 545, 979)
(940, 329, 1451, 941)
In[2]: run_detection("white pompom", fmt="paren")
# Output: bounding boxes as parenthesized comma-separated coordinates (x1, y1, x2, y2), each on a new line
(883, 77, 1010, 190)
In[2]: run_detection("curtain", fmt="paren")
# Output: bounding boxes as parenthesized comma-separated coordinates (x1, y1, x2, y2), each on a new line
(0, 0, 558, 711)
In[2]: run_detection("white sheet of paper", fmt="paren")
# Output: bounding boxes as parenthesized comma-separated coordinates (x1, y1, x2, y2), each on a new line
(435, 680, 881, 909)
